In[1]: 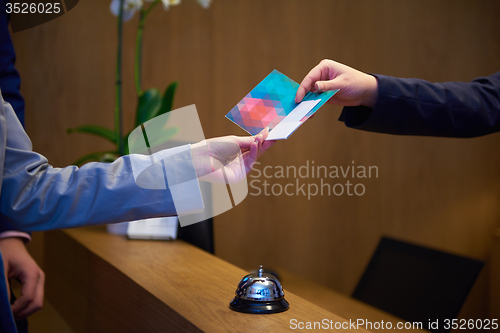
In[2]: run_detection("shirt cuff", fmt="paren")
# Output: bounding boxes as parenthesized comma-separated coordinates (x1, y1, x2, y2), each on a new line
(0, 231, 31, 243)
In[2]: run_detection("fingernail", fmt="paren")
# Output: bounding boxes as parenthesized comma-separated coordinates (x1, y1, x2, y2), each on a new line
(315, 82, 323, 91)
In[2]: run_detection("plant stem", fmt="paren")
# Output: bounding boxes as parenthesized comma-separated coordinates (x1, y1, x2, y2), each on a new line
(144, 0, 160, 16)
(135, 0, 160, 96)
(115, 0, 125, 156)
(134, 11, 145, 96)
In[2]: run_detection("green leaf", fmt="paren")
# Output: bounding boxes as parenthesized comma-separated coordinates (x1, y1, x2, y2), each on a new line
(72, 151, 118, 166)
(123, 131, 131, 156)
(100, 152, 120, 163)
(123, 127, 178, 155)
(135, 88, 162, 127)
(66, 125, 118, 146)
(143, 127, 179, 151)
(123, 129, 137, 156)
(158, 81, 178, 119)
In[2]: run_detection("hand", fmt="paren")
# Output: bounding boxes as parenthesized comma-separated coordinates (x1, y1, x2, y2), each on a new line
(295, 59, 379, 108)
(0, 237, 44, 319)
(192, 128, 275, 183)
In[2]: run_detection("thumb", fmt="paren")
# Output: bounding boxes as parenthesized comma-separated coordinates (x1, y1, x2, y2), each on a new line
(314, 80, 339, 93)
(233, 136, 255, 151)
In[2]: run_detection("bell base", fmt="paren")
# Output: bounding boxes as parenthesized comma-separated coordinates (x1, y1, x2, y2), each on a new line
(229, 297, 289, 314)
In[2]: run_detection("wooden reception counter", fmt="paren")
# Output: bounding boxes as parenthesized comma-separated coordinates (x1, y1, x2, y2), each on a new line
(43, 227, 368, 332)
(43, 227, 423, 332)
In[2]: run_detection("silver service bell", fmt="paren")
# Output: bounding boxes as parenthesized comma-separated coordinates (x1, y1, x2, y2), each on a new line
(229, 266, 289, 314)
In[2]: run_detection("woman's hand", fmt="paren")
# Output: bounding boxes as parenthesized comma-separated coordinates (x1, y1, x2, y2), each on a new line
(192, 128, 275, 183)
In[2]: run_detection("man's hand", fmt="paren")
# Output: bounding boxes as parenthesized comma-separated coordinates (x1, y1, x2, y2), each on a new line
(0, 237, 44, 319)
(295, 59, 379, 108)
(192, 128, 275, 183)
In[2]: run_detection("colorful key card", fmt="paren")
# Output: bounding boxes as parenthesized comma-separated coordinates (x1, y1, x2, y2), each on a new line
(225, 69, 338, 140)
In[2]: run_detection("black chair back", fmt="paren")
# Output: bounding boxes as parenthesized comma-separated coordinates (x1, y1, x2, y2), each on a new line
(352, 237, 483, 333)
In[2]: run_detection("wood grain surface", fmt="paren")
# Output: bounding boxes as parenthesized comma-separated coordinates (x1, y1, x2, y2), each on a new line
(44, 227, 369, 332)
(491, 228, 500, 320)
(279, 269, 429, 332)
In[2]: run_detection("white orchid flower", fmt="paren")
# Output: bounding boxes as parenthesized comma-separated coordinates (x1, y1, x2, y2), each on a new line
(196, 0, 211, 8)
(111, 0, 209, 21)
(110, 0, 144, 21)
(145, 0, 180, 11)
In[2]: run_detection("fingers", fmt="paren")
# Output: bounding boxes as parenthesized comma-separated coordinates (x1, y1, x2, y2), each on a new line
(259, 127, 269, 139)
(255, 127, 275, 157)
(243, 128, 276, 172)
(245, 140, 259, 173)
(314, 79, 339, 93)
(233, 136, 255, 151)
(257, 127, 276, 153)
(254, 131, 264, 156)
(296, 64, 326, 103)
(0, 237, 45, 319)
(11, 268, 44, 319)
(202, 127, 275, 182)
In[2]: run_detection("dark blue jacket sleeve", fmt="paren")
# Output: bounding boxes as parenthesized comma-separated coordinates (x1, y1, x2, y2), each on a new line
(0, 0, 28, 236)
(339, 72, 500, 137)
(0, 217, 20, 233)
(0, 0, 25, 127)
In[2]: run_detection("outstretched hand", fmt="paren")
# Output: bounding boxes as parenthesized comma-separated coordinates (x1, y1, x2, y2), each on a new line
(192, 128, 275, 183)
(295, 59, 379, 108)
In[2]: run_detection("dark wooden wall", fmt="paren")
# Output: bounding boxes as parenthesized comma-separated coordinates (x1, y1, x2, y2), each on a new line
(12, 0, 500, 320)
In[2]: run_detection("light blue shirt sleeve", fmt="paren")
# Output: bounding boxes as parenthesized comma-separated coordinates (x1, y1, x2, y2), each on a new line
(0, 98, 203, 232)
